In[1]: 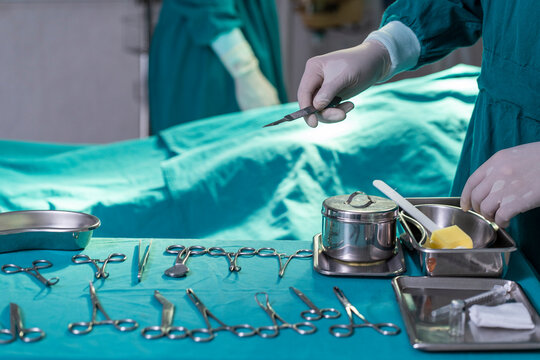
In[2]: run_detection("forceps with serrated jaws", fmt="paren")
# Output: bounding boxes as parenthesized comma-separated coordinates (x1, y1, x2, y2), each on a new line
(290, 287, 340, 321)
(185, 288, 256, 342)
(329, 286, 400, 337)
(1, 260, 59, 287)
(255, 292, 317, 338)
(0, 303, 45, 344)
(68, 281, 138, 335)
(256, 248, 313, 277)
(141, 290, 189, 340)
(72, 253, 126, 279)
(207, 246, 257, 272)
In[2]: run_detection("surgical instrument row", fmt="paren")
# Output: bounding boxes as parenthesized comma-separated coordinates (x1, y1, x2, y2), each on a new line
(1, 260, 59, 287)
(164, 244, 313, 278)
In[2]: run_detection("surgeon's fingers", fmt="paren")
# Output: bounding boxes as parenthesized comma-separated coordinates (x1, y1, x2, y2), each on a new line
(298, 64, 324, 128)
(478, 192, 501, 222)
(318, 102, 355, 123)
(494, 201, 516, 228)
(460, 167, 488, 211)
(469, 180, 493, 215)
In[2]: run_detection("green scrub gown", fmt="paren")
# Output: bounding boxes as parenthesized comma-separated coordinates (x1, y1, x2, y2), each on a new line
(382, 0, 540, 274)
(148, 0, 287, 134)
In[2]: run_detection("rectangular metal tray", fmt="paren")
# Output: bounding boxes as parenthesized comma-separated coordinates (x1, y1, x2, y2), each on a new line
(392, 276, 540, 351)
(400, 197, 517, 277)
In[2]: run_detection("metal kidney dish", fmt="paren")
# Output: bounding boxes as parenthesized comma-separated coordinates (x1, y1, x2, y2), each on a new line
(0, 210, 100, 253)
(321, 191, 398, 263)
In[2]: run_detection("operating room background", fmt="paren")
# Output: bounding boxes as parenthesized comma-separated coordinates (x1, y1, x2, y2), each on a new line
(0, 0, 482, 144)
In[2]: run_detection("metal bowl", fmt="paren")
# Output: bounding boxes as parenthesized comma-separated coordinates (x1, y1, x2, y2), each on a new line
(410, 204, 497, 248)
(0, 210, 100, 253)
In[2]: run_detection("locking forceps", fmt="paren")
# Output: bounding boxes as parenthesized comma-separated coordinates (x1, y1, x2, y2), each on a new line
(290, 287, 340, 320)
(141, 290, 189, 340)
(0, 303, 45, 344)
(72, 253, 126, 279)
(330, 286, 400, 337)
(256, 248, 313, 277)
(68, 282, 138, 335)
(255, 292, 317, 338)
(1, 260, 59, 287)
(186, 288, 256, 342)
(207, 246, 257, 272)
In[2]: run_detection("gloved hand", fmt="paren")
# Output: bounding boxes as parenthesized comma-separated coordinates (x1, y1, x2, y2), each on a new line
(297, 40, 390, 127)
(211, 28, 280, 111)
(460, 142, 540, 227)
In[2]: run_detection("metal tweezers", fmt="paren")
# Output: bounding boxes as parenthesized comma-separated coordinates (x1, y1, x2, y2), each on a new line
(137, 239, 152, 282)
(263, 96, 342, 127)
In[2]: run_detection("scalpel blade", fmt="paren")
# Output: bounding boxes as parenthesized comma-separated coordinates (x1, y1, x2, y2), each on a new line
(263, 96, 342, 127)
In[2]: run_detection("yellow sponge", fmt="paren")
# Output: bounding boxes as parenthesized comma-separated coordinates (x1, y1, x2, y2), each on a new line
(428, 225, 473, 249)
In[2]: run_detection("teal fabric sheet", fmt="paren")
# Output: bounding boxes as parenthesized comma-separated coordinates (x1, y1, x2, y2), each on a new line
(0, 65, 478, 243)
(0, 237, 539, 359)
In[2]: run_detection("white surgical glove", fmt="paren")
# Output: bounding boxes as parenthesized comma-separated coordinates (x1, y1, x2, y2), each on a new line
(297, 21, 420, 128)
(211, 28, 280, 111)
(460, 142, 540, 228)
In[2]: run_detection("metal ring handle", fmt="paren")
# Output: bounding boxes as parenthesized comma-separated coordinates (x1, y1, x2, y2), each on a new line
(345, 191, 374, 208)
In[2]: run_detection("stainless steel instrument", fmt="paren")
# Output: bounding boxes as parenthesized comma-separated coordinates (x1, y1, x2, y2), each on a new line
(254, 292, 317, 338)
(137, 239, 152, 282)
(164, 245, 206, 278)
(0, 303, 45, 344)
(263, 96, 342, 127)
(1, 259, 59, 287)
(72, 253, 126, 279)
(68, 282, 138, 335)
(207, 246, 256, 272)
(290, 287, 340, 320)
(330, 286, 400, 337)
(256, 248, 313, 277)
(141, 290, 189, 340)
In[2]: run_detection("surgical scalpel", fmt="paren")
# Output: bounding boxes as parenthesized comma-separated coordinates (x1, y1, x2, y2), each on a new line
(263, 96, 342, 127)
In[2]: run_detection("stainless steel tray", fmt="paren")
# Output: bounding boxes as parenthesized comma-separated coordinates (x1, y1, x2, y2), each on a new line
(392, 276, 540, 351)
(400, 197, 517, 277)
(0, 210, 100, 253)
(313, 233, 406, 277)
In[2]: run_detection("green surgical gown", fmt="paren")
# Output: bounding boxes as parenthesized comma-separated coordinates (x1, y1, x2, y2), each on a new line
(148, 0, 287, 134)
(382, 0, 540, 274)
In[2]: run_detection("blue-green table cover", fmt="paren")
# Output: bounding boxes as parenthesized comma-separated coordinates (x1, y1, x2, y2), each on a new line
(0, 237, 539, 359)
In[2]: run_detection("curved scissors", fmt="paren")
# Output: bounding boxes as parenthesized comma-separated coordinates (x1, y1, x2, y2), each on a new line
(254, 292, 317, 338)
(141, 290, 190, 340)
(207, 246, 256, 272)
(164, 245, 206, 278)
(290, 287, 340, 321)
(256, 248, 313, 277)
(68, 282, 138, 335)
(0, 303, 45, 344)
(1, 260, 59, 287)
(186, 288, 256, 342)
(72, 253, 126, 279)
(329, 286, 400, 337)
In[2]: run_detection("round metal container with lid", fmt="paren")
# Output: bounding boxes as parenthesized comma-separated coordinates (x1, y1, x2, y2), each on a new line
(321, 191, 398, 263)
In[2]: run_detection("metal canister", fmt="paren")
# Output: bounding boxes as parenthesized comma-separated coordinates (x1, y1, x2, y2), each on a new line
(321, 191, 398, 263)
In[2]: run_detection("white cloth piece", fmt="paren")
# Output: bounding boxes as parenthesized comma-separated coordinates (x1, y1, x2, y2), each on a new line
(469, 302, 535, 330)
(365, 21, 421, 82)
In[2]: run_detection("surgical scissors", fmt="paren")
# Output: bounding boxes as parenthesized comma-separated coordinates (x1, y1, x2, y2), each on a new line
(207, 246, 257, 272)
(72, 253, 126, 279)
(0, 303, 45, 344)
(141, 290, 190, 340)
(255, 292, 317, 338)
(290, 287, 340, 320)
(186, 288, 256, 342)
(256, 248, 313, 277)
(69, 281, 138, 335)
(164, 245, 206, 278)
(1, 260, 59, 287)
(329, 286, 400, 337)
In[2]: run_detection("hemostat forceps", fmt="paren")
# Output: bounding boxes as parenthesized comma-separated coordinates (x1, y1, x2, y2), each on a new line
(0, 303, 45, 344)
(290, 287, 340, 321)
(186, 288, 256, 342)
(255, 292, 317, 338)
(207, 246, 256, 272)
(256, 248, 313, 277)
(330, 286, 400, 337)
(68, 282, 138, 335)
(1, 260, 59, 287)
